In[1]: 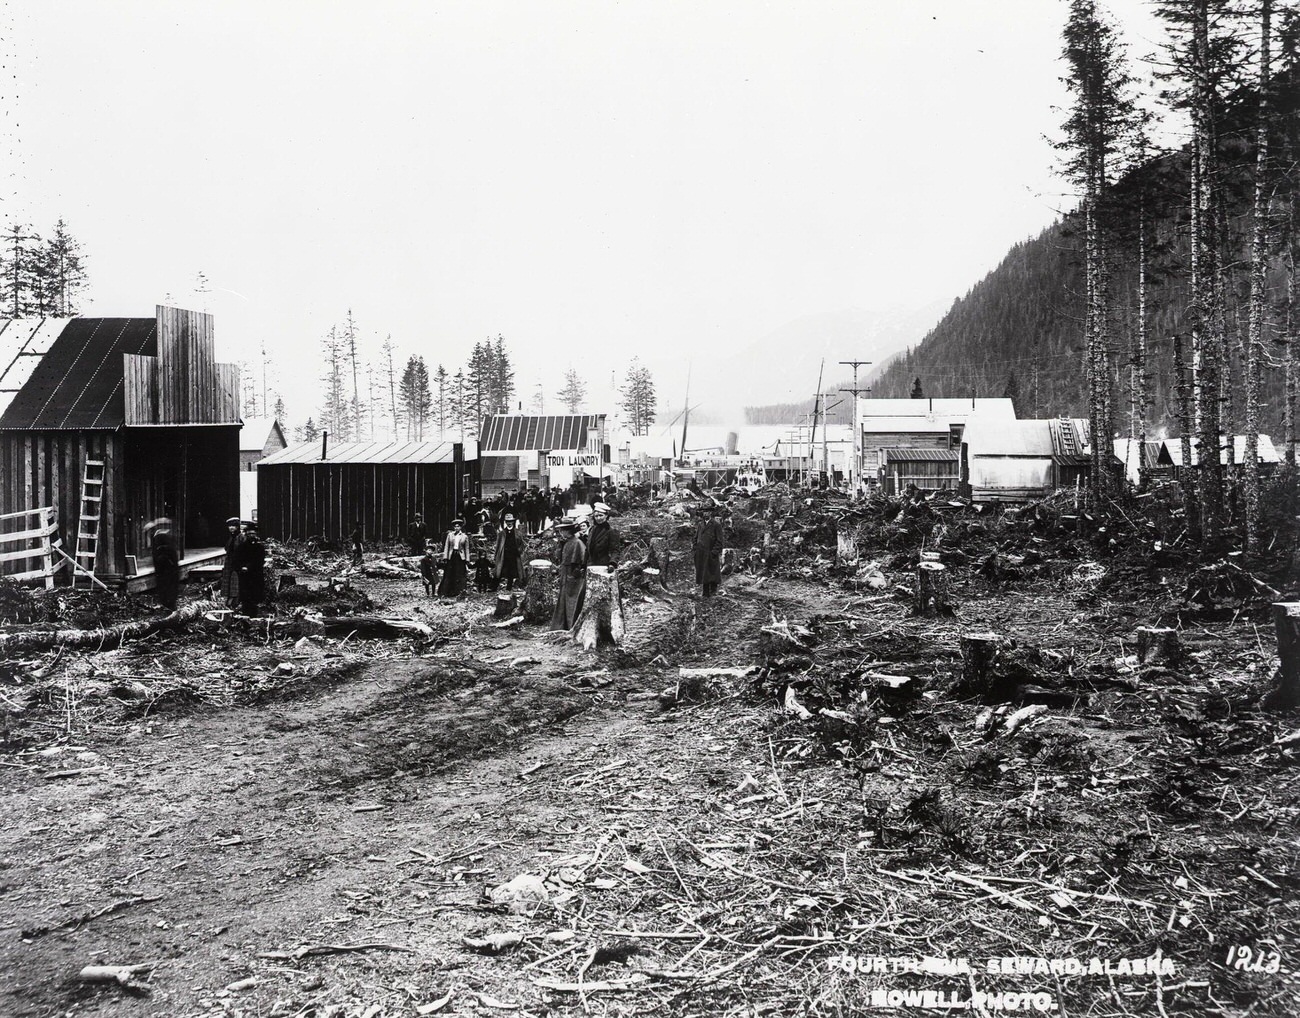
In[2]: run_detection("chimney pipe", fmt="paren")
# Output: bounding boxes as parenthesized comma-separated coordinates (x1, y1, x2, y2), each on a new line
(321, 431, 329, 460)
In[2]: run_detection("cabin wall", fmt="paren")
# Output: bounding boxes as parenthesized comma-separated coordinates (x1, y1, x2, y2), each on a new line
(258, 458, 479, 545)
(0, 431, 125, 577)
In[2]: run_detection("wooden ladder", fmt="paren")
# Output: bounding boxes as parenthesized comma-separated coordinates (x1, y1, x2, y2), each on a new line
(74, 459, 105, 586)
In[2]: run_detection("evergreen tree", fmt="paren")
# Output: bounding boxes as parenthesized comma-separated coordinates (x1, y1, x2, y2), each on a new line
(273, 394, 287, 424)
(40, 219, 87, 316)
(910, 377, 924, 399)
(619, 360, 658, 436)
(434, 364, 448, 437)
(297, 417, 319, 441)
(320, 326, 352, 441)
(398, 356, 432, 439)
(382, 334, 399, 440)
(1002, 370, 1023, 417)
(558, 368, 586, 412)
(493, 334, 515, 412)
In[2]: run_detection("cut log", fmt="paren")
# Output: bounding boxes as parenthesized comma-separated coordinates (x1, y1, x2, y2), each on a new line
(1135, 626, 1181, 666)
(960, 631, 1004, 696)
(0, 599, 222, 655)
(318, 616, 433, 639)
(494, 593, 517, 620)
(915, 560, 948, 615)
(522, 560, 556, 623)
(1266, 602, 1300, 710)
(572, 566, 625, 651)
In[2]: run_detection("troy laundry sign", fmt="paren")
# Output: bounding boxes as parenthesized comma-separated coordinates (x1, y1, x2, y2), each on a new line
(546, 452, 599, 468)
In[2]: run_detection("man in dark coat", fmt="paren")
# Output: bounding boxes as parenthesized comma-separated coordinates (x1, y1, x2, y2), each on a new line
(221, 516, 242, 607)
(494, 513, 527, 591)
(693, 503, 725, 597)
(550, 519, 587, 630)
(148, 520, 179, 611)
(238, 520, 266, 616)
(586, 502, 619, 568)
(407, 513, 426, 556)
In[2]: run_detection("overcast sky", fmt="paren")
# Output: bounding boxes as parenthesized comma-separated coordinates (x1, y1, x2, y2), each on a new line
(3, 0, 1169, 427)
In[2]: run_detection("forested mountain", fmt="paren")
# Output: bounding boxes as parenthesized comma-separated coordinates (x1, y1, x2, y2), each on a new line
(869, 45, 1299, 441)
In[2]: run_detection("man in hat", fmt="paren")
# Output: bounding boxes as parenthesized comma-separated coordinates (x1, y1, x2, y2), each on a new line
(494, 512, 527, 591)
(221, 516, 242, 607)
(586, 502, 620, 568)
(238, 519, 266, 616)
(693, 501, 725, 597)
(350, 520, 365, 566)
(407, 513, 427, 556)
(550, 518, 587, 629)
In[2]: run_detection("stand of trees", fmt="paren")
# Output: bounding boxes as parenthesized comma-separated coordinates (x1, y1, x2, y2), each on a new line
(869, 0, 1299, 552)
(0, 219, 89, 317)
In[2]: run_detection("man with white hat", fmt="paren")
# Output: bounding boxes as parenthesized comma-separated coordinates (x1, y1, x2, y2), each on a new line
(586, 502, 620, 568)
(493, 512, 527, 591)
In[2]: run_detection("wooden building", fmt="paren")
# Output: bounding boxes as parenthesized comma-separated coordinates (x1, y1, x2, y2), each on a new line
(1156, 435, 1281, 480)
(961, 417, 1096, 502)
(858, 397, 1016, 485)
(256, 439, 476, 544)
(0, 307, 240, 582)
(478, 414, 606, 495)
(239, 418, 289, 520)
(881, 447, 961, 494)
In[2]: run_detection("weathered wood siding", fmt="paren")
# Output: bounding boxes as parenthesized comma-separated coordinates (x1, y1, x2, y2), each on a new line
(123, 307, 240, 425)
(0, 431, 124, 576)
(258, 451, 477, 545)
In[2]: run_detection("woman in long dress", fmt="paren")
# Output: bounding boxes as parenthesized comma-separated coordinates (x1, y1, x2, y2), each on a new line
(550, 520, 587, 629)
(438, 518, 471, 597)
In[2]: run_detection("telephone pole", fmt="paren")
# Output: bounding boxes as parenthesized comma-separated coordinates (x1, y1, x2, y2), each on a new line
(840, 359, 872, 489)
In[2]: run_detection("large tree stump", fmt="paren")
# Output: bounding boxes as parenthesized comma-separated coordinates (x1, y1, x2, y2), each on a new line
(494, 593, 518, 619)
(837, 530, 860, 567)
(1136, 626, 1181, 666)
(960, 631, 1004, 696)
(915, 560, 948, 615)
(572, 566, 625, 650)
(648, 538, 673, 589)
(1266, 602, 1300, 710)
(522, 560, 556, 623)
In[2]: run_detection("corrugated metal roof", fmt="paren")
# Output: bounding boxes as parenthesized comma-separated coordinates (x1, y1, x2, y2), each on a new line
(480, 414, 602, 452)
(881, 447, 959, 462)
(258, 439, 463, 465)
(481, 455, 520, 481)
(0, 317, 156, 429)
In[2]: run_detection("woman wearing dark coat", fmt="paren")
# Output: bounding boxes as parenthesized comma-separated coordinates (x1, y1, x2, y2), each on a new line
(438, 519, 471, 597)
(693, 504, 725, 597)
(550, 521, 587, 629)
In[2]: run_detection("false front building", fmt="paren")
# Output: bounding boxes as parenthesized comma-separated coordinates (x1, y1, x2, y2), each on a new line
(478, 414, 608, 495)
(0, 307, 241, 584)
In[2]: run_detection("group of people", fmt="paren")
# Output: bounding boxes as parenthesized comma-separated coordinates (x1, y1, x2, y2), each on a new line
(548, 502, 619, 629)
(218, 516, 267, 615)
(409, 511, 532, 599)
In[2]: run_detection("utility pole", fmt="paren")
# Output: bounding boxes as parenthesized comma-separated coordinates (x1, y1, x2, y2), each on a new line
(840, 359, 872, 489)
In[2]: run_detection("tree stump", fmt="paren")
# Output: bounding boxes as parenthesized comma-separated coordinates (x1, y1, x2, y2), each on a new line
(960, 631, 1003, 696)
(649, 537, 672, 588)
(572, 566, 625, 651)
(522, 560, 556, 623)
(915, 560, 948, 615)
(1266, 602, 1300, 710)
(1135, 626, 1181, 666)
(494, 592, 518, 619)
(836, 530, 860, 567)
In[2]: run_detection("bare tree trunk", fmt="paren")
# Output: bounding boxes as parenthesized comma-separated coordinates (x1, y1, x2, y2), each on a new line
(1244, 0, 1272, 555)
(1136, 205, 1152, 488)
(1175, 333, 1196, 527)
(1192, 4, 1225, 546)
(1288, 243, 1298, 467)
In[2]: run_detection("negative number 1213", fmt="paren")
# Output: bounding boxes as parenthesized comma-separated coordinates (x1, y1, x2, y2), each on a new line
(1226, 946, 1282, 974)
